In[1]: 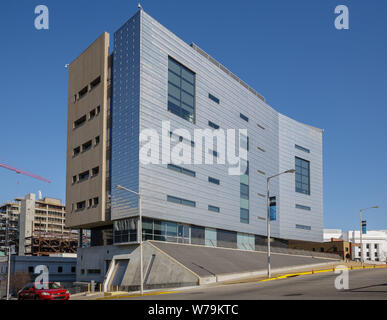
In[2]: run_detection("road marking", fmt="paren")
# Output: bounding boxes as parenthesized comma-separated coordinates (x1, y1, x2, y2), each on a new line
(96, 290, 178, 300)
(259, 265, 387, 282)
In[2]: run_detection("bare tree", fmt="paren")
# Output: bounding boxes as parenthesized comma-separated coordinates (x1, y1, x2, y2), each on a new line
(9, 272, 31, 295)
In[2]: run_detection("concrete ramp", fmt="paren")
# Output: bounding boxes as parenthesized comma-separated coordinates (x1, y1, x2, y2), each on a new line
(104, 241, 342, 292)
(104, 242, 199, 292)
(149, 241, 342, 284)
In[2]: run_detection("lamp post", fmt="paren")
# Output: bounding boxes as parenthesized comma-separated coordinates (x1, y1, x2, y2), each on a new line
(266, 169, 295, 278)
(116, 185, 143, 295)
(359, 206, 378, 265)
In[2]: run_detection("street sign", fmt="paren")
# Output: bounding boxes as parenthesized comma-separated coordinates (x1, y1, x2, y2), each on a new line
(362, 220, 367, 234)
(269, 196, 276, 221)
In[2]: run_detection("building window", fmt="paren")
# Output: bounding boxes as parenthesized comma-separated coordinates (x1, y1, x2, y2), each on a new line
(72, 176, 77, 184)
(366, 244, 370, 249)
(93, 197, 99, 206)
(141, 218, 190, 243)
(208, 93, 220, 104)
(92, 167, 99, 176)
(82, 140, 92, 152)
(168, 57, 195, 123)
(295, 144, 310, 153)
(240, 134, 249, 151)
(167, 164, 196, 177)
(90, 76, 101, 90)
(240, 113, 249, 122)
(73, 146, 80, 157)
(95, 136, 100, 145)
(89, 109, 96, 120)
(295, 157, 310, 195)
(208, 177, 220, 185)
(74, 115, 86, 129)
(208, 121, 220, 129)
(78, 86, 88, 99)
(78, 170, 89, 182)
(240, 183, 249, 200)
(76, 201, 86, 210)
(71, 266, 76, 273)
(240, 208, 249, 224)
(167, 195, 196, 207)
(208, 205, 220, 213)
(87, 269, 101, 274)
(28, 266, 34, 273)
(58, 266, 63, 273)
(296, 224, 311, 231)
(295, 204, 311, 211)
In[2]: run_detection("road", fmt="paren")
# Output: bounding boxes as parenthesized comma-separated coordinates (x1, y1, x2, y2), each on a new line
(108, 268, 387, 300)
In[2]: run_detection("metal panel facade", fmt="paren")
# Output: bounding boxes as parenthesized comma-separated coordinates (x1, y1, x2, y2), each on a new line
(111, 10, 323, 242)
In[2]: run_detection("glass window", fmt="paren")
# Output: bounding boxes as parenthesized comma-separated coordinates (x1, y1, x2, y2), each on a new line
(295, 157, 310, 195)
(208, 177, 220, 185)
(208, 205, 220, 213)
(208, 121, 220, 129)
(295, 144, 310, 153)
(208, 93, 220, 104)
(168, 57, 195, 123)
(295, 204, 311, 211)
(167, 164, 196, 177)
(167, 195, 196, 207)
(240, 134, 249, 151)
(240, 183, 249, 200)
(166, 222, 177, 237)
(296, 224, 311, 231)
(240, 113, 249, 122)
(240, 208, 249, 224)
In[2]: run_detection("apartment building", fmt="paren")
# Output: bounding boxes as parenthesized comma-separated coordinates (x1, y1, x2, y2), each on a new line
(66, 9, 323, 275)
(0, 193, 80, 256)
(0, 201, 20, 252)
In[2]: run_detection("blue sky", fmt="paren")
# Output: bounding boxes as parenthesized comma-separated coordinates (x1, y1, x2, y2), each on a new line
(0, 0, 386, 232)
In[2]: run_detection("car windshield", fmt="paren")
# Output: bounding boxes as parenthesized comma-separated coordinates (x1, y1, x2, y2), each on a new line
(35, 283, 62, 289)
(48, 283, 62, 289)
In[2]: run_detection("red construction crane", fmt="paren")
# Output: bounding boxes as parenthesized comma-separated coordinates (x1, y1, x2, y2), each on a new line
(0, 162, 51, 183)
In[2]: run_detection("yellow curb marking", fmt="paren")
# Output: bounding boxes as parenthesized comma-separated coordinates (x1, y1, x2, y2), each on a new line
(259, 265, 387, 282)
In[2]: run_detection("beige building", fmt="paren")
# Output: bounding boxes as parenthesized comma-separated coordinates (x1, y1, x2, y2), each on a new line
(65, 32, 112, 246)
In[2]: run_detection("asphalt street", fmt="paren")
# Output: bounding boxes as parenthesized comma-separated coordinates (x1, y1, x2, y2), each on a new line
(110, 268, 387, 300)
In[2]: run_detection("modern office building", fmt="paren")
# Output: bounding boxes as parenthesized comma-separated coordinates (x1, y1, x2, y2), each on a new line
(66, 9, 323, 279)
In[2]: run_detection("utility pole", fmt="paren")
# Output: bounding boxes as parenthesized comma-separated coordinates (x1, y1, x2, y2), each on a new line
(116, 185, 143, 294)
(265, 169, 295, 278)
(5, 214, 11, 300)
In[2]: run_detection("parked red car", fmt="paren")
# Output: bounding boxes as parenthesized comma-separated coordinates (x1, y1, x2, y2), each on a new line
(18, 282, 70, 300)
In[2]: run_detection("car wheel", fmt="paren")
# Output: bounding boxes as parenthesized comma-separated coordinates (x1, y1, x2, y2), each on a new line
(18, 295, 22, 300)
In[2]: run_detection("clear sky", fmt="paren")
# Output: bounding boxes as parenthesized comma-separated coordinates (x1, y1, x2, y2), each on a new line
(1, 0, 386, 232)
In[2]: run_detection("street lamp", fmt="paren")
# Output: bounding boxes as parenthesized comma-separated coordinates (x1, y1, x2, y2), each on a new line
(266, 169, 295, 278)
(359, 205, 378, 265)
(116, 185, 143, 295)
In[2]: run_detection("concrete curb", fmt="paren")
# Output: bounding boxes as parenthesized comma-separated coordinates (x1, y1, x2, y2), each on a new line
(200, 261, 344, 285)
